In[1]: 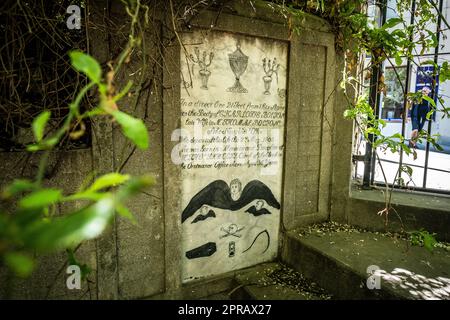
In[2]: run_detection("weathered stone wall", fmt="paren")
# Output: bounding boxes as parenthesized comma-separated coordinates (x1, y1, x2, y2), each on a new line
(0, 1, 346, 299)
(89, 2, 166, 299)
(282, 27, 335, 230)
(0, 150, 97, 299)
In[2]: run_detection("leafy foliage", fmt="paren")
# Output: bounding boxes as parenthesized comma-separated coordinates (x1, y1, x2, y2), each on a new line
(32, 111, 51, 143)
(343, 95, 415, 157)
(69, 50, 102, 84)
(0, 1, 152, 279)
(269, 1, 448, 245)
(111, 111, 149, 150)
(409, 229, 438, 252)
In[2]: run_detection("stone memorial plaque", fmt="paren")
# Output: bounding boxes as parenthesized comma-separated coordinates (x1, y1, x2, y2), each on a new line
(177, 30, 288, 282)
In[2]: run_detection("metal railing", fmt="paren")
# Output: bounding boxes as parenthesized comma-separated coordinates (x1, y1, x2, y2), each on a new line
(357, 0, 450, 194)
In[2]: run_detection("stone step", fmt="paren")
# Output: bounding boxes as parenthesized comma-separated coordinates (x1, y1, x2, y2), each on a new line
(281, 225, 450, 300)
(228, 262, 331, 300)
(200, 291, 232, 300)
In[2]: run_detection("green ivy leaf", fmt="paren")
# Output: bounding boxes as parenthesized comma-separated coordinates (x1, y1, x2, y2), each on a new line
(382, 18, 403, 30)
(2, 179, 36, 198)
(63, 191, 110, 202)
(391, 133, 403, 140)
(4, 253, 35, 278)
(343, 109, 356, 119)
(67, 250, 92, 280)
(431, 140, 444, 151)
(26, 136, 60, 152)
(84, 107, 106, 118)
(111, 110, 149, 149)
(21, 177, 153, 252)
(394, 52, 402, 66)
(69, 51, 102, 84)
(32, 111, 51, 142)
(117, 175, 155, 199)
(19, 189, 62, 209)
(401, 143, 412, 155)
(116, 203, 137, 225)
(401, 165, 413, 177)
(113, 80, 133, 102)
(439, 61, 450, 83)
(22, 197, 116, 252)
(86, 173, 130, 192)
(423, 95, 436, 107)
(423, 233, 437, 252)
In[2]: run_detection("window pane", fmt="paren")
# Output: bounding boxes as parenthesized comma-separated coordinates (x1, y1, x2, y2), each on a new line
(386, 0, 399, 20)
(425, 55, 450, 191)
(380, 67, 406, 120)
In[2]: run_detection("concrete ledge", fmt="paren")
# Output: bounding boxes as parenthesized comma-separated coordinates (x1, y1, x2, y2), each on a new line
(147, 273, 236, 300)
(148, 262, 330, 300)
(351, 187, 450, 212)
(347, 187, 450, 241)
(230, 263, 311, 300)
(281, 229, 450, 300)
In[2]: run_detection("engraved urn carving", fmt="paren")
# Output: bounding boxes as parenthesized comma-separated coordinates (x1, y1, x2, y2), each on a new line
(227, 42, 248, 93)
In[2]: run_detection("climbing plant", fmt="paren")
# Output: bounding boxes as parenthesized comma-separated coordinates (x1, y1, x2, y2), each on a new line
(0, 0, 153, 283)
(264, 0, 449, 244)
